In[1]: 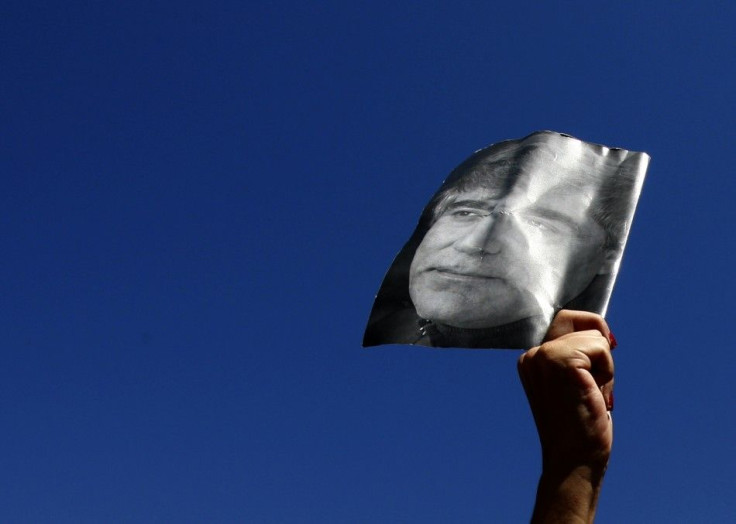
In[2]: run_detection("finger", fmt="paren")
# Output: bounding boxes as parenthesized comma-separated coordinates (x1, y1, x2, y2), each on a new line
(566, 331, 614, 383)
(541, 332, 614, 386)
(601, 380, 615, 411)
(554, 329, 610, 344)
(544, 309, 611, 343)
(581, 337, 615, 387)
(517, 345, 550, 406)
(517, 348, 537, 395)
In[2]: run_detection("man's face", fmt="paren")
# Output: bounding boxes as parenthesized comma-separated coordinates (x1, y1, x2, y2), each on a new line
(408, 175, 607, 329)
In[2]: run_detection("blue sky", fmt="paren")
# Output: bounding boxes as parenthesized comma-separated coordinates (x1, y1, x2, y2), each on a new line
(2, 2, 735, 522)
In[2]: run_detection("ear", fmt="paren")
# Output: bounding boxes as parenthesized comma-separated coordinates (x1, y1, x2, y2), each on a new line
(597, 248, 620, 275)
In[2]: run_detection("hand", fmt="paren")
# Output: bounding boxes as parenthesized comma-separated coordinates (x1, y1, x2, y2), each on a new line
(518, 310, 615, 523)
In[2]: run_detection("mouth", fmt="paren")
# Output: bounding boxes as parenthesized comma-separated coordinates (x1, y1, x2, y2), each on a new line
(430, 268, 499, 281)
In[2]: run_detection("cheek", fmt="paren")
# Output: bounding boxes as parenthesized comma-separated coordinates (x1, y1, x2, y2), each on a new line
(525, 235, 603, 282)
(414, 226, 454, 259)
(410, 236, 438, 278)
(558, 241, 607, 287)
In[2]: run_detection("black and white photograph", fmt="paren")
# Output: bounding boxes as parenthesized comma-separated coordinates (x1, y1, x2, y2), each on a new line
(364, 131, 650, 349)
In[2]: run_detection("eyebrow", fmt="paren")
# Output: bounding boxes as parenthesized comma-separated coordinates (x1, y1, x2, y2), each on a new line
(445, 199, 495, 212)
(446, 199, 583, 228)
(528, 207, 581, 229)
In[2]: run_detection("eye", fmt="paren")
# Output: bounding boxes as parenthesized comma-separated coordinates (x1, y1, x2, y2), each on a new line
(528, 218, 545, 228)
(526, 217, 554, 231)
(449, 208, 488, 220)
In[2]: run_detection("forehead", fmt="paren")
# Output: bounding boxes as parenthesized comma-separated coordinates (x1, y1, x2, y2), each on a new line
(448, 172, 598, 221)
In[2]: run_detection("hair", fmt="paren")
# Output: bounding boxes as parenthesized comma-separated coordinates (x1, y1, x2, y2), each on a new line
(420, 134, 642, 252)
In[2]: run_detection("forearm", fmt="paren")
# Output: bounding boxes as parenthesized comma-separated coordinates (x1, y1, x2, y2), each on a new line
(519, 311, 615, 523)
(531, 463, 607, 524)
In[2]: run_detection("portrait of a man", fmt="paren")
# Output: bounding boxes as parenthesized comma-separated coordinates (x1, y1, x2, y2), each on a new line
(364, 131, 649, 349)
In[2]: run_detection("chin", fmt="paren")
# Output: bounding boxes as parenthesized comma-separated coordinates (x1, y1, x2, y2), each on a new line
(444, 317, 504, 329)
(427, 308, 502, 329)
(437, 301, 540, 329)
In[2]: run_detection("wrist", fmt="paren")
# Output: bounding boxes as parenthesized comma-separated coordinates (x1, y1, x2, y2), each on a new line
(532, 464, 607, 524)
(541, 451, 610, 480)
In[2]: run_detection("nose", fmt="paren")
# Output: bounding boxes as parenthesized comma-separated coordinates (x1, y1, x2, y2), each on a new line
(453, 211, 513, 256)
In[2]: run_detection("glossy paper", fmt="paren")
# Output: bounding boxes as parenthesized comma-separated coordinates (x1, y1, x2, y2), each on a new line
(364, 131, 649, 349)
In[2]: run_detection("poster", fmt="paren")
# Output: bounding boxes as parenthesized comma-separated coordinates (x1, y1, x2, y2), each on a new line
(364, 131, 649, 349)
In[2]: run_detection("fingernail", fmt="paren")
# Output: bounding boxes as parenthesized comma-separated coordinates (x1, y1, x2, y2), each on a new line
(608, 331, 618, 349)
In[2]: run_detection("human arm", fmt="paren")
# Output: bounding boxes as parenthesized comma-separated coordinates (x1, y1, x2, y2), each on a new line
(517, 310, 615, 523)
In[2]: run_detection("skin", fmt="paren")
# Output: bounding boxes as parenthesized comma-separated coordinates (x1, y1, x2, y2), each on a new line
(409, 184, 608, 329)
(518, 310, 615, 523)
